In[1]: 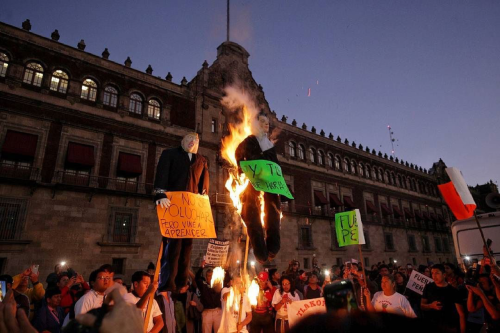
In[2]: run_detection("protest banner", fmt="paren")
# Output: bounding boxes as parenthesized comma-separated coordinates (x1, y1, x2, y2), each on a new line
(239, 160, 294, 199)
(156, 192, 216, 239)
(406, 270, 434, 295)
(334, 209, 366, 247)
(205, 239, 230, 266)
(288, 297, 326, 327)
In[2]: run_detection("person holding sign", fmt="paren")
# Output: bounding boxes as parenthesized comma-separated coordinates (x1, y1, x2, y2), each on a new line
(154, 132, 210, 292)
(236, 112, 282, 263)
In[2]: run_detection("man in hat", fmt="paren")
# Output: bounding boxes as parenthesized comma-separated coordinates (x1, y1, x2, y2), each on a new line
(154, 132, 210, 291)
(250, 271, 277, 333)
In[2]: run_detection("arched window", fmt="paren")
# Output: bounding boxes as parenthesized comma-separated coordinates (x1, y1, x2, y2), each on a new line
(359, 163, 364, 177)
(397, 175, 402, 187)
(318, 150, 325, 165)
(378, 168, 383, 181)
(129, 93, 143, 114)
(327, 153, 334, 168)
(23, 62, 44, 86)
(289, 142, 297, 157)
(103, 86, 118, 108)
(148, 99, 161, 120)
(0, 53, 9, 77)
(81, 78, 97, 101)
(365, 165, 371, 178)
(343, 158, 350, 173)
(351, 160, 357, 174)
(372, 167, 377, 180)
(391, 173, 396, 186)
(406, 177, 411, 190)
(298, 144, 305, 160)
(334, 156, 341, 170)
(50, 70, 69, 94)
(384, 171, 390, 184)
(309, 148, 316, 163)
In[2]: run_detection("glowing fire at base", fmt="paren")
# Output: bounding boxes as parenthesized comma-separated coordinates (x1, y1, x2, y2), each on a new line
(248, 279, 260, 306)
(210, 267, 225, 288)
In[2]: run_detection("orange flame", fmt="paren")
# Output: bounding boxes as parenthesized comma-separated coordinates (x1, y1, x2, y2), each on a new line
(248, 279, 260, 306)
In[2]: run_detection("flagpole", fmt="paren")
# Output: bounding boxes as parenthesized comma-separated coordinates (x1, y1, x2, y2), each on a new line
(473, 210, 493, 259)
(144, 241, 164, 333)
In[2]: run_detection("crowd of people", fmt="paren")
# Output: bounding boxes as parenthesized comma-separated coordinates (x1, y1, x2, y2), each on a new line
(0, 254, 498, 333)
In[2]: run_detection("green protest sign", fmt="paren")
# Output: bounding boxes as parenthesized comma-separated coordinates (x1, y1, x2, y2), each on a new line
(335, 209, 366, 247)
(239, 160, 294, 199)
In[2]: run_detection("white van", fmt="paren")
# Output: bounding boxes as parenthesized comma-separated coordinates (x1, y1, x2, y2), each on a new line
(451, 211, 500, 264)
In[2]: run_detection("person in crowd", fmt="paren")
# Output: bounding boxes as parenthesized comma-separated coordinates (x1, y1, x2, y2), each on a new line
(0, 274, 30, 316)
(303, 272, 322, 300)
(445, 263, 465, 289)
(185, 282, 204, 333)
(219, 274, 252, 333)
(466, 274, 500, 332)
(364, 275, 416, 318)
(172, 291, 187, 333)
(284, 260, 299, 280)
(113, 275, 124, 286)
(62, 267, 111, 327)
(394, 272, 407, 295)
(375, 264, 390, 290)
(421, 264, 466, 333)
(46, 264, 63, 288)
(155, 288, 177, 333)
(294, 270, 307, 299)
(195, 261, 223, 333)
(418, 265, 431, 278)
(32, 287, 65, 333)
(272, 276, 300, 333)
(148, 262, 156, 276)
(123, 271, 164, 333)
(269, 269, 280, 287)
(250, 271, 276, 333)
(12, 266, 45, 319)
(58, 272, 90, 315)
(330, 265, 341, 281)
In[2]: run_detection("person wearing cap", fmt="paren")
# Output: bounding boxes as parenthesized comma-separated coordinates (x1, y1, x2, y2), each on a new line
(250, 271, 276, 333)
(32, 287, 65, 333)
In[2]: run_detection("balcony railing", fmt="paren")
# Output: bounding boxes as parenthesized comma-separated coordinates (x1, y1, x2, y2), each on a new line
(0, 162, 40, 181)
(53, 171, 153, 194)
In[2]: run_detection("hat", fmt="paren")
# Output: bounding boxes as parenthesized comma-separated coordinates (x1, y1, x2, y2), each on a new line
(257, 272, 269, 282)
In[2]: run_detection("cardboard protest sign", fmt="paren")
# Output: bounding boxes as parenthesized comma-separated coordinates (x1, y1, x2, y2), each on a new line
(156, 192, 216, 239)
(288, 297, 326, 327)
(239, 160, 294, 199)
(205, 239, 230, 267)
(406, 270, 434, 295)
(334, 209, 366, 247)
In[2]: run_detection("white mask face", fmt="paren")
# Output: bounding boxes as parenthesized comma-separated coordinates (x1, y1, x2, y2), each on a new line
(258, 116, 270, 136)
(181, 134, 199, 154)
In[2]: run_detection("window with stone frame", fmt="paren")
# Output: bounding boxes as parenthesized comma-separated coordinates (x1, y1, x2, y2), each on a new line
(289, 141, 297, 157)
(350, 160, 357, 174)
(23, 62, 44, 87)
(408, 234, 418, 252)
(327, 153, 333, 168)
(309, 148, 316, 163)
(108, 208, 138, 243)
(81, 78, 98, 102)
(359, 163, 364, 177)
(103, 86, 118, 108)
(343, 158, 350, 173)
(365, 165, 371, 179)
(0, 198, 28, 240)
(129, 93, 143, 114)
(334, 155, 341, 170)
(299, 225, 313, 249)
(211, 118, 218, 133)
(0, 53, 9, 77)
(147, 99, 161, 120)
(298, 144, 305, 160)
(384, 233, 395, 251)
(50, 70, 69, 94)
(317, 150, 325, 165)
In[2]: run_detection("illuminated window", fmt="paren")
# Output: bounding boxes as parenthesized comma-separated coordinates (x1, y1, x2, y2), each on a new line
(129, 93, 143, 114)
(0, 53, 9, 77)
(147, 99, 161, 120)
(49, 70, 69, 94)
(81, 79, 97, 102)
(103, 86, 118, 108)
(334, 156, 341, 170)
(23, 62, 44, 87)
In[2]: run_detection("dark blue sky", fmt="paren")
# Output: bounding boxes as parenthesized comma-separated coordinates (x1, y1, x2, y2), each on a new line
(2, 0, 499, 186)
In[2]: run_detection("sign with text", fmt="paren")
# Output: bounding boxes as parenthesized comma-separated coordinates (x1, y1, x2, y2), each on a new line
(406, 270, 434, 295)
(288, 297, 326, 327)
(334, 209, 366, 247)
(239, 160, 294, 199)
(205, 239, 230, 267)
(156, 192, 216, 238)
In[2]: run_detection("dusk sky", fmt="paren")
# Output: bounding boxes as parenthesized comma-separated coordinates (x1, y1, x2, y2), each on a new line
(2, 0, 499, 187)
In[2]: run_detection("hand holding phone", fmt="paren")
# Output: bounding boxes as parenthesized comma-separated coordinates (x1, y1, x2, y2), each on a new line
(31, 265, 39, 275)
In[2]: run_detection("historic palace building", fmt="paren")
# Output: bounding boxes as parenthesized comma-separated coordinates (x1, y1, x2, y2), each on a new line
(0, 20, 455, 279)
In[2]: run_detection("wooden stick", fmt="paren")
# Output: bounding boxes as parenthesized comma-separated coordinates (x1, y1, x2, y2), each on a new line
(144, 241, 164, 333)
(473, 210, 493, 260)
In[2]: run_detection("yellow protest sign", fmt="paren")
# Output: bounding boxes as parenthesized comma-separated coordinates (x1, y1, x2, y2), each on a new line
(156, 192, 216, 239)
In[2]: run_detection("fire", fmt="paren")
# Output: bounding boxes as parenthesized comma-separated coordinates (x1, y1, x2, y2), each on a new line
(248, 279, 260, 306)
(210, 267, 225, 288)
(259, 192, 265, 226)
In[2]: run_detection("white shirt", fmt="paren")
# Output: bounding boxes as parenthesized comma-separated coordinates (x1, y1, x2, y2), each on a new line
(256, 134, 274, 152)
(62, 290, 104, 327)
(218, 288, 251, 333)
(123, 293, 162, 333)
(271, 290, 301, 317)
(371, 291, 416, 318)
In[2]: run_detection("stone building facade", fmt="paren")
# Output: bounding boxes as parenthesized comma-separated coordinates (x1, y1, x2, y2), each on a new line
(0, 21, 455, 281)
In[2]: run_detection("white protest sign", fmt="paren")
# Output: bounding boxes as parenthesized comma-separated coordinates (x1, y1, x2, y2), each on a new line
(205, 239, 230, 267)
(287, 297, 326, 327)
(406, 270, 434, 295)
